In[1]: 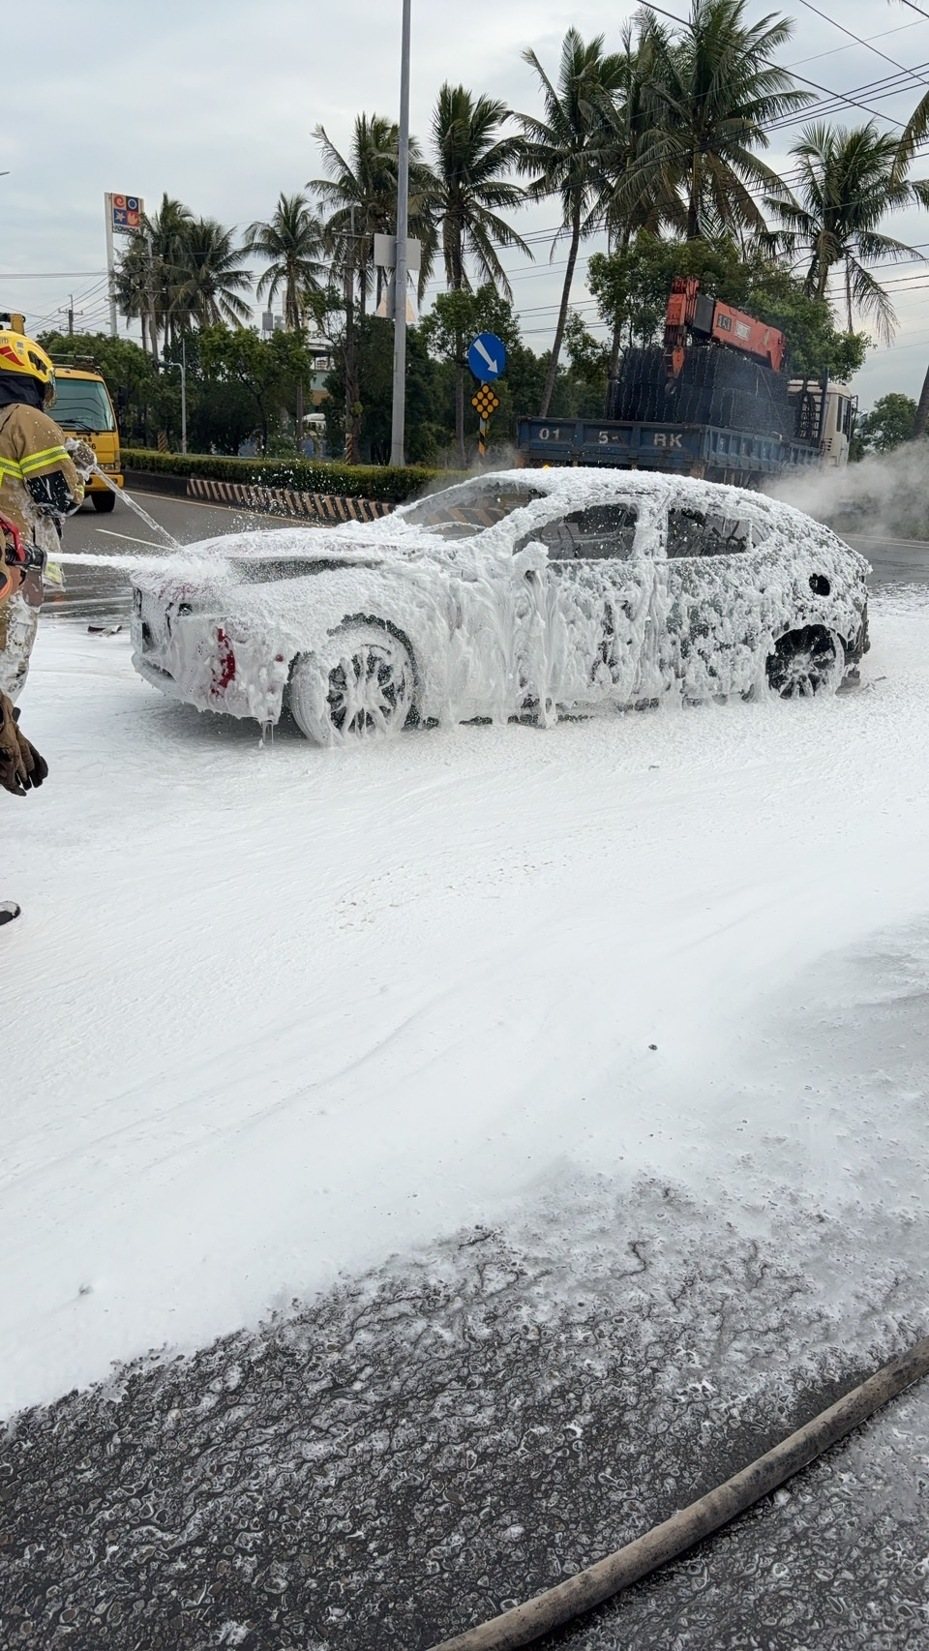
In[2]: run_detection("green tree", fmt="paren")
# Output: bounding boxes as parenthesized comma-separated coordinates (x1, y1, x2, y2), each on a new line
(429, 85, 528, 293)
(595, 21, 683, 392)
(421, 286, 528, 460)
(562, 313, 610, 401)
(146, 196, 196, 354)
(311, 113, 435, 312)
(311, 113, 435, 459)
(627, 0, 809, 242)
(588, 235, 866, 382)
(517, 29, 625, 417)
(767, 123, 929, 341)
(113, 238, 157, 361)
(170, 220, 253, 330)
(322, 317, 441, 464)
(115, 195, 195, 361)
(857, 392, 918, 453)
(39, 331, 167, 446)
(245, 192, 332, 455)
(245, 193, 329, 329)
(198, 326, 312, 450)
(429, 83, 529, 461)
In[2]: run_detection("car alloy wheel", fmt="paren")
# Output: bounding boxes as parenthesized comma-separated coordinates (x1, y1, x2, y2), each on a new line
(289, 623, 416, 745)
(766, 627, 843, 700)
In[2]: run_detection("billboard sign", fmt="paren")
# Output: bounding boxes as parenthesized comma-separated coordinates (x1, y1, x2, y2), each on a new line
(108, 193, 144, 235)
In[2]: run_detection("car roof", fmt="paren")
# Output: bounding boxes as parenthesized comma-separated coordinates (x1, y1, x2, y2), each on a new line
(406, 466, 831, 536)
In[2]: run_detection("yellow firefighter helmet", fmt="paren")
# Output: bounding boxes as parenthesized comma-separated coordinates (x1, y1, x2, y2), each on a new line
(0, 331, 55, 403)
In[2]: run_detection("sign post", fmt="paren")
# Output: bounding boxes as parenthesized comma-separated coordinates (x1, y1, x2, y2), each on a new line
(467, 331, 507, 460)
(390, 0, 412, 469)
(104, 193, 144, 339)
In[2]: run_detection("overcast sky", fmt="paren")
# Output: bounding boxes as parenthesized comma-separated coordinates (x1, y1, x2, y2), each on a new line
(4, 0, 929, 408)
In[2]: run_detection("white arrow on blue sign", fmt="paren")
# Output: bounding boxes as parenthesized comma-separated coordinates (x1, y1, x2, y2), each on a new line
(467, 332, 507, 382)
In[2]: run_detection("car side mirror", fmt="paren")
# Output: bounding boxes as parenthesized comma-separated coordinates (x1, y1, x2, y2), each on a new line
(513, 541, 548, 579)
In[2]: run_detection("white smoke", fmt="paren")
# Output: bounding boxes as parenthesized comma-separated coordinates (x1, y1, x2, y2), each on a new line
(767, 445, 929, 542)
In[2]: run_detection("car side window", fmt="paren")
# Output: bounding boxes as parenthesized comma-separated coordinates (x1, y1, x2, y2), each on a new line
(666, 508, 751, 558)
(520, 503, 639, 561)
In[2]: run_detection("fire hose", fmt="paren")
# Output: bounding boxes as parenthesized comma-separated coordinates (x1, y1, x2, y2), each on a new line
(428, 1332, 929, 1651)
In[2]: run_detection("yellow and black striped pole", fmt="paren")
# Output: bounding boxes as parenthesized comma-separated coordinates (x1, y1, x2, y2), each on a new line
(471, 385, 501, 463)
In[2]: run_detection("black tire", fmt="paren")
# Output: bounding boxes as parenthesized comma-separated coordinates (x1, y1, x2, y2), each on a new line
(92, 491, 116, 513)
(288, 623, 416, 746)
(766, 627, 843, 699)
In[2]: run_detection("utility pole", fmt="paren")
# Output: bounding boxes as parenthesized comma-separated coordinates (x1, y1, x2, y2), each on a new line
(390, 0, 411, 467)
(344, 203, 358, 462)
(180, 335, 188, 455)
(104, 194, 118, 338)
(67, 294, 74, 337)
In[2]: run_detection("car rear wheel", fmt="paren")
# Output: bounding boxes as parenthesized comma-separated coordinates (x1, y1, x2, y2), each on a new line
(289, 623, 416, 746)
(766, 627, 844, 699)
(92, 491, 116, 513)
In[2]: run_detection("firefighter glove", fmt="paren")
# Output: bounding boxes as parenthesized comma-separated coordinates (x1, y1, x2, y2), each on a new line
(0, 691, 48, 797)
(65, 438, 96, 476)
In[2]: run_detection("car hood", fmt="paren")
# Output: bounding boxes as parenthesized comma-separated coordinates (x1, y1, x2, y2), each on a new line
(129, 526, 419, 601)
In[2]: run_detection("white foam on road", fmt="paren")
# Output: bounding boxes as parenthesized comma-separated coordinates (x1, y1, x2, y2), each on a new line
(2, 599, 928, 1414)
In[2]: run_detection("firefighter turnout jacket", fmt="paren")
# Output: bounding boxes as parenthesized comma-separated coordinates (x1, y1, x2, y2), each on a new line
(0, 404, 84, 677)
(0, 401, 84, 583)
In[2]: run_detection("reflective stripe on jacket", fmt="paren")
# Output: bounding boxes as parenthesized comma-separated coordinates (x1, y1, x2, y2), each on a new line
(0, 403, 84, 544)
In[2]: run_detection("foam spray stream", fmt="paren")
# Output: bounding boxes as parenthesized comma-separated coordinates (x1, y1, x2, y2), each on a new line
(90, 467, 181, 549)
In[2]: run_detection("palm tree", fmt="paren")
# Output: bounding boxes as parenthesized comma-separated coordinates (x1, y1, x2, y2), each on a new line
(517, 29, 626, 417)
(766, 123, 929, 340)
(169, 219, 253, 330)
(114, 236, 156, 357)
(146, 195, 195, 358)
(629, 0, 811, 243)
(598, 22, 680, 248)
(245, 192, 329, 455)
(116, 194, 193, 362)
(311, 113, 435, 458)
(429, 83, 529, 459)
(595, 21, 684, 390)
(311, 114, 433, 312)
(245, 192, 328, 330)
(430, 85, 528, 293)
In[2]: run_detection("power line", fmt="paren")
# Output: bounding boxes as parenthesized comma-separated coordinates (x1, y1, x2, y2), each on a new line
(637, 0, 909, 128)
(787, 19, 927, 72)
(765, 60, 929, 131)
(0, 269, 108, 279)
(793, 0, 929, 93)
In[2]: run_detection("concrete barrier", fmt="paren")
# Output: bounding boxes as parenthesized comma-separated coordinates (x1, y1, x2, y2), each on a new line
(186, 477, 395, 522)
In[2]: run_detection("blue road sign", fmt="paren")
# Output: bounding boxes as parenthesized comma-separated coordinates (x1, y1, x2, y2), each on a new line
(467, 332, 507, 382)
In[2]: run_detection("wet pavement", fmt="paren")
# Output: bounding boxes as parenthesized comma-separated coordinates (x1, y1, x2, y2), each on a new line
(3, 493, 928, 1651)
(3, 1175, 927, 1651)
(52, 492, 290, 628)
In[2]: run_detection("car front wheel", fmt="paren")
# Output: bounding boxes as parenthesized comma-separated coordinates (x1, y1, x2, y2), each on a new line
(91, 490, 116, 513)
(288, 623, 416, 745)
(766, 627, 844, 699)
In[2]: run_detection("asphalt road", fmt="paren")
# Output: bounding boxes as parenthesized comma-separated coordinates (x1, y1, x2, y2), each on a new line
(4, 490, 928, 1651)
(53, 491, 297, 626)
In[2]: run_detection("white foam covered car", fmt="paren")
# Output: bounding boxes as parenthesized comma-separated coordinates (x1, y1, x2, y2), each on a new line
(130, 469, 869, 743)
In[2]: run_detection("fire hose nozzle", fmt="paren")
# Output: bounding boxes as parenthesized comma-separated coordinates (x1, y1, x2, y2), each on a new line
(1, 515, 47, 576)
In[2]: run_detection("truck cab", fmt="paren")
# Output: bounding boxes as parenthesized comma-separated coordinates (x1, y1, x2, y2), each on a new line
(51, 364, 124, 512)
(785, 380, 856, 467)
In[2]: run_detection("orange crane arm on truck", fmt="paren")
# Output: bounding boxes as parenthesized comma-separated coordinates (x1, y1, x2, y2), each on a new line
(663, 275, 786, 378)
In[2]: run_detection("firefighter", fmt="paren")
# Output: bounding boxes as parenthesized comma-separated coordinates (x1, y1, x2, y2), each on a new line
(0, 328, 91, 698)
(0, 330, 87, 927)
(0, 526, 48, 926)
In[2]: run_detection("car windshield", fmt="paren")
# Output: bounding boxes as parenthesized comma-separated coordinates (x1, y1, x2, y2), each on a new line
(228, 556, 378, 582)
(398, 478, 544, 539)
(52, 376, 116, 432)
